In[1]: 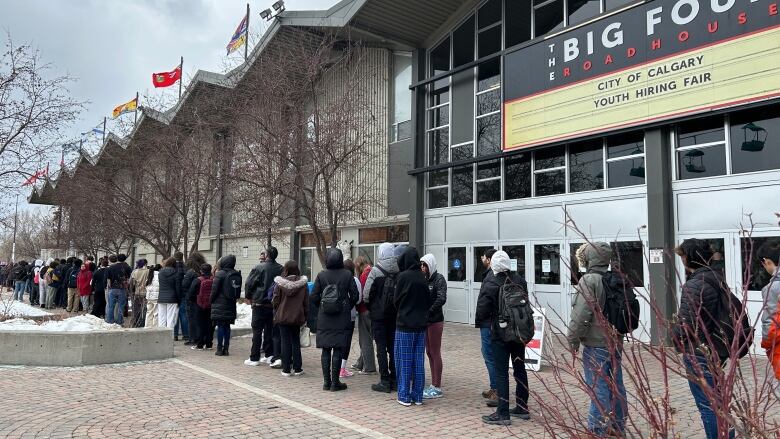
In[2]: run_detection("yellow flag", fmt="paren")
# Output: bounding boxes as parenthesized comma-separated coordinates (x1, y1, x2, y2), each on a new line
(112, 97, 138, 118)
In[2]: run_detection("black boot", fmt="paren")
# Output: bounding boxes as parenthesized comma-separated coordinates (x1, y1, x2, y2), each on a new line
(331, 381, 347, 392)
(323, 379, 332, 391)
(371, 381, 392, 393)
(215, 346, 224, 356)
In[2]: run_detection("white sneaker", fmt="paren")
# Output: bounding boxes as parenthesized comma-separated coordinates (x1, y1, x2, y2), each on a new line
(270, 359, 282, 368)
(293, 370, 304, 376)
(259, 356, 269, 364)
(281, 371, 291, 377)
(244, 359, 261, 367)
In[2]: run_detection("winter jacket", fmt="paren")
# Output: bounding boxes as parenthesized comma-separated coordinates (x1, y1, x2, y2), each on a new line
(76, 264, 93, 297)
(475, 270, 496, 328)
(475, 262, 528, 342)
(105, 262, 132, 290)
(763, 306, 780, 379)
(246, 259, 283, 306)
(673, 266, 727, 356)
(12, 263, 29, 282)
(394, 247, 433, 332)
(761, 268, 780, 341)
(421, 254, 447, 324)
(92, 267, 108, 293)
(182, 269, 199, 303)
(272, 275, 309, 326)
(311, 248, 359, 349)
(130, 267, 150, 298)
(365, 243, 400, 321)
(210, 255, 239, 323)
(146, 272, 160, 301)
(567, 242, 616, 350)
(174, 260, 186, 301)
(357, 265, 371, 313)
(157, 267, 181, 304)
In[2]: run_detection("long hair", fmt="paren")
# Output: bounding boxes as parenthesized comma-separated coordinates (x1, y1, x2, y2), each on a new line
(162, 257, 176, 268)
(187, 252, 206, 272)
(281, 260, 301, 277)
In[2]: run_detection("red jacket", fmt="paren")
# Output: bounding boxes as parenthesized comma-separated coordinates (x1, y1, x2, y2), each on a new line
(357, 265, 372, 313)
(76, 263, 93, 297)
(762, 307, 780, 380)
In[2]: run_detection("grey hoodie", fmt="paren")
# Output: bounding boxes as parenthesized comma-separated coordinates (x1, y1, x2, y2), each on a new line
(363, 243, 399, 305)
(567, 242, 616, 350)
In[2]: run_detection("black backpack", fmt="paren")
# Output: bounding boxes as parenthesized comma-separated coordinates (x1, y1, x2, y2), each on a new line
(494, 276, 535, 344)
(702, 274, 753, 359)
(68, 268, 79, 288)
(376, 267, 397, 317)
(224, 270, 242, 301)
(599, 271, 641, 335)
(321, 284, 343, 315)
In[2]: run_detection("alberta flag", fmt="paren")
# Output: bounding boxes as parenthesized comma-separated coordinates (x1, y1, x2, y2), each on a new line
(226, 12, 248, 55)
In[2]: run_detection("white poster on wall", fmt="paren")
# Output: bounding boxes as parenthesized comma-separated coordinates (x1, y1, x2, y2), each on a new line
(510, 259, 518, 271)
(542, 259, 551, 273)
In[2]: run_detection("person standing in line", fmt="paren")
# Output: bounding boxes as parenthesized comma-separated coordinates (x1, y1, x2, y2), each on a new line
(311, 248, 359, 391)
(476, 248, 499, 407)
(189, 263, 214, 350)
(38, 259, 51, 308)
(758, 240, 780, 397)
(76, 260, 94, 314)
(477, 251, 531, 426)
(157, 258, 181, 331)
(130, 259, 150, 328)
(211, 255, 241, 356)
(567, 242, 627, 436)
(364, 243, 400, 393)
(145, 265, 161, 328)
(58, 257, 75, 308)
(673, 239, 735, 439)
(421, 253, 447, 399)
(181, 252, 206, 345)
(66, 259, 82, 313)
(339, 259, 360, 379)
(44, 260, 60, 309)
(105, 254, 132, 325)
(12, 260, 29, 302)
(31, 260, 42, 306)
(91, 258, 109, 318)
(350, 256, 376, 374)
(244, 247, 283, 367)
(393, 246, 433, 406)
(272, 260, 309, 376)
(172, 252, 189, 343)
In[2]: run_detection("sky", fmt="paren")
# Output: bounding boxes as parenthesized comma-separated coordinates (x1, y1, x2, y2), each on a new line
(0, 0, 340, 164)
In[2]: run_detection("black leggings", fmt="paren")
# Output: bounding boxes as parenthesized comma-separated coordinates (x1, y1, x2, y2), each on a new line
(279, 324, 302, 373)
(321, 347, 342, 386)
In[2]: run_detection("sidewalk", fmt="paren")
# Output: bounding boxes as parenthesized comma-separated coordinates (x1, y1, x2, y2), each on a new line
(0, 322, 769, 438)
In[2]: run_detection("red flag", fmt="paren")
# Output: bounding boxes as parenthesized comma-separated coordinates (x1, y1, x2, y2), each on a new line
(22, 168, 46, 186)
(152, 65, 182, 88)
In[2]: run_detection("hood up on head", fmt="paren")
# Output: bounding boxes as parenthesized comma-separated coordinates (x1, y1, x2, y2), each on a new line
(491, 250, 511, 276)
(325, 248, 344, 270)
(80, 263, 90, 272)
(218, 254, 237, 270)
(34, 259, 43, 267)
(576, 242, 612, 271)
(393, 244, 408, 259)
(420, 253, 437, 276)
(398, 246, 421, 271)
(375, 243, 399, 273)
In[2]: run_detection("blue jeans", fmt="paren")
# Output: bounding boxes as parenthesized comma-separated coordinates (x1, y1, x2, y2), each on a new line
(106, 289, 127, 325)
(583, 346, 627, 435)
(216, 321, 231, 349)
(175, 300, 189, 339)
(14, 281, 25, 301)
(684, 354, 735, 439)
(480, 326, 497, 390)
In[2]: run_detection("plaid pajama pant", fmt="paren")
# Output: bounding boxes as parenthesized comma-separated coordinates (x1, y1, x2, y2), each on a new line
(394, 329, 426, 403)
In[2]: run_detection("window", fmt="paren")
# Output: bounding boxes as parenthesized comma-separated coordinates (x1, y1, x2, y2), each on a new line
(676, 116, 727, 179)
(567, 0, 601, 25)
(477, 160, 501, 203)
(448, 247, 467, 281)
(478, 0, 502, 29)
(505, 0, 532, 47)
(611, 241, 644, 287)
(534, 145, 566, 196)
(391, 53, 412, 142)
(535, 244, 561, 284)
(427, 170, 448, 209)
(505, 153, 532, 199)
(607, 131, 645, 188)
(299, 248, 313, 280)
(452, 164, 474, 206)
(741, 237, 780, 291)
(453, 16, 475, 67)
(474, 245, 496, 282)
(729, 105, 780, 174)
(569, 139, 604, 192)
(503, 245, 526, 277)
(359, 225, 410, 244)
(478, 25, 502, 58)
(534, 0, 564, 37)
(357, 246, 375, 265)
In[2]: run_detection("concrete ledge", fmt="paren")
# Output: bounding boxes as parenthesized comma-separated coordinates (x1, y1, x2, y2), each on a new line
(0, 328, 174, 367)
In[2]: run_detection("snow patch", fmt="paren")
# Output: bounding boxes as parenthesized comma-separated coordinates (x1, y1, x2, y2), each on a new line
(0, 314, 123, 332)
(231, 303, 252, 329)
(0, 300, 52, 318)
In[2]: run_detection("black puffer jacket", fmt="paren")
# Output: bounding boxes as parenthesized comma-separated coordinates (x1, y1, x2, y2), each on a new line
(673, 267, 725, 356)
(475, 270, 528, 341)
(394, 247, 432, 332)
(311, 248, 359, 349)
(157, 267, 180, 304)
(182, 269, 199, 302)
(475, 270, 496, 328)
(210, 255, 239, 323)
(247, 260, 283, 305)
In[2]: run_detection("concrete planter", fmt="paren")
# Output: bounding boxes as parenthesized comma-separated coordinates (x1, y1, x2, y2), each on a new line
(0, 328, 174, 367)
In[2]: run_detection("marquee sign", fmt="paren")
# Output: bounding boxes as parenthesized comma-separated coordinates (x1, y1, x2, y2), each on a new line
(503, 0, 780, 151)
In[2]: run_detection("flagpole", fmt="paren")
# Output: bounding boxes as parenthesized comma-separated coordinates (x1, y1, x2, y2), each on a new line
(11, 194, 18, 263)
(134, 91, 139, 126)
(244, 3, 250, 62)
(102, 117, 107, 144)
(179, 56, 183, 100)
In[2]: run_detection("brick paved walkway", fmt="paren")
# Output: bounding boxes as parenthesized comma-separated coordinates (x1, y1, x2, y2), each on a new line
(0, 323, 773, 438)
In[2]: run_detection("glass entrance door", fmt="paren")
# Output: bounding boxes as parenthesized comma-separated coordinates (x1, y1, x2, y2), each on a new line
(470, 244, 498, 325)
(444, 246, 469, 324)
(531, 242, 565, 330)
